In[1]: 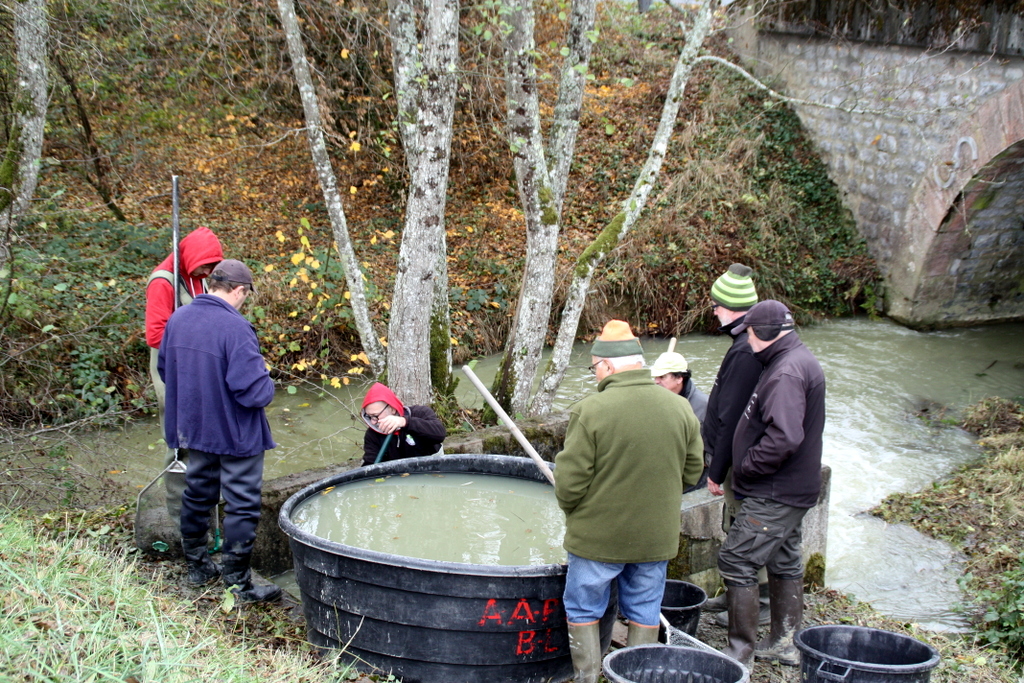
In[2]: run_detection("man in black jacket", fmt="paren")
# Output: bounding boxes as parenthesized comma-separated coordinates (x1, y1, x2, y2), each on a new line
(703, 264, 770, 624)
(717, 300, 826, 668)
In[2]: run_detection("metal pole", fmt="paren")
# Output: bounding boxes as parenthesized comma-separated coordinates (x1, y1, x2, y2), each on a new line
(461, 365, 556, 486)
(171, 175, 181, 311)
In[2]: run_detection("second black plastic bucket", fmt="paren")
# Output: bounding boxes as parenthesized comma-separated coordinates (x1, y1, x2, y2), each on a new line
(659, 579, 707, 636)
(794, 625, 940, 683)
(603, 644, 749, 683)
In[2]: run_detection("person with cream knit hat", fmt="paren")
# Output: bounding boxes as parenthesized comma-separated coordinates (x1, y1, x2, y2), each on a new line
(555, 320, 703, 683)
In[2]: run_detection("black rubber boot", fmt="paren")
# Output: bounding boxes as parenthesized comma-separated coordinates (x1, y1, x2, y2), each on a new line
(715, 581, 770, 626)
(567, 622, 601, 683)
(221, 552, 283, 603)
(721, 584, 759, 667)
(704, 592, 727, 613)
(755, 575, 803, 666)
(181, 535, 220, 586)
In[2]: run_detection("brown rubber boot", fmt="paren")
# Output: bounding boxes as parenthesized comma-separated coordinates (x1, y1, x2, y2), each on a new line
(567, 621, 601, 683)
(704, 592, 728, 613)
(626, 621, 660, 647)
(715, 581, 770, 626)
(755, 575, 803, 666)
(720, 584, 759, 667)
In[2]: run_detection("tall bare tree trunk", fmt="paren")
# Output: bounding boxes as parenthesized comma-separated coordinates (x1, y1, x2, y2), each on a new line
(385, 0, 458, 405)
(531, 0, 717, 415)
(492, 0, 595, 417)
(276, 0, 385, 376)
(0, 0, 48, 278)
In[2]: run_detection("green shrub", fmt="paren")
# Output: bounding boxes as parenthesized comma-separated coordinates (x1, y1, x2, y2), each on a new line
(977, 555, 1024, 662)
(0, 215, 157, 425)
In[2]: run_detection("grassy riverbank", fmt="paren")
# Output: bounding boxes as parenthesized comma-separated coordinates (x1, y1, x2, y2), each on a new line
(872, 397, 1024, 671)
(0, 507, 346, 682)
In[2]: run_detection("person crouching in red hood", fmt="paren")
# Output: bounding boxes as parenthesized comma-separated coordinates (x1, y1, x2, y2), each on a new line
(361, 383, 447, 466)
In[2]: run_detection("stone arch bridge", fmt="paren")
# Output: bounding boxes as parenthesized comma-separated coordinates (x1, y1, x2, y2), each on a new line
(729, 5, 1024, 328)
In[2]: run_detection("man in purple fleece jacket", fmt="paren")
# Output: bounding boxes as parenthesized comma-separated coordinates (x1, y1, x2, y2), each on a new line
(158, 259, 280, 603)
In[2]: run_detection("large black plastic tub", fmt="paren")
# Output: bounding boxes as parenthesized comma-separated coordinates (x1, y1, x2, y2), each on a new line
(279, 454, 572, 683)
(794, 625, 940, 683)
(603, 644, 749, 683)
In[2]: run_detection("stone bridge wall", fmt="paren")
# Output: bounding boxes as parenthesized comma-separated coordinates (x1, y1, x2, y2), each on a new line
(729, 19, 1024, 326)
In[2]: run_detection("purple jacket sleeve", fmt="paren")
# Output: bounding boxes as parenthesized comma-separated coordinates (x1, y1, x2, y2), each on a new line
(224, 327, 275, 409)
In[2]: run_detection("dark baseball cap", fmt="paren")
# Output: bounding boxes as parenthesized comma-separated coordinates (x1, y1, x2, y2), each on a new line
(210, 259, 256, 292)
(733, 299, 794, 334)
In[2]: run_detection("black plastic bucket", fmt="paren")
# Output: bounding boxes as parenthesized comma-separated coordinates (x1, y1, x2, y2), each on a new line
(660, 579, 707, 636)
(603, 644, 749, 683)
(279, 454, 574, 683)
(794, 625, 940, 683)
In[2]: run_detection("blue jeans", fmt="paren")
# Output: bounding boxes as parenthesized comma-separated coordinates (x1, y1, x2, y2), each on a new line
(563, 552, 668, 627)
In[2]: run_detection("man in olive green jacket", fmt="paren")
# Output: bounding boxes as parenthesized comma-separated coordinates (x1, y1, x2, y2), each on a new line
(555, 320, 703, 683)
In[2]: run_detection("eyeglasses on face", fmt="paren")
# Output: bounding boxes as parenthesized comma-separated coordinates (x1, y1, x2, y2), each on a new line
(362, 406, 392, 423)
(588, 361, 605, 374)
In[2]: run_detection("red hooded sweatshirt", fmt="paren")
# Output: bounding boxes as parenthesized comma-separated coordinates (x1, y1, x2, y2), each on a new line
(362, 383, 405, 433)
(360, 383, 446, 466)
(145, 226, 224, 348)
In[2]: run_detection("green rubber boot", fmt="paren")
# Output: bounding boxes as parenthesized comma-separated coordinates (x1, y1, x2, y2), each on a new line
(567, 621, 601, 683)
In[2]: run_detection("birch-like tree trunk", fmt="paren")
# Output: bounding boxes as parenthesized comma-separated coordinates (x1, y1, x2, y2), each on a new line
(530, 0, 716, 415)
(276, 0, 385, 375)
(0, 0, 48, 277)
(492, 0, 595, 417)
(385, 0, 458, 405)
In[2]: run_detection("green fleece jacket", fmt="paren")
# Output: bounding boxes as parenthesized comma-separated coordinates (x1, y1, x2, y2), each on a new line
(554, 369, 704, 563)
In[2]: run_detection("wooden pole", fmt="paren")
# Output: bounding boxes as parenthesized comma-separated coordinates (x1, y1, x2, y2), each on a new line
(461, 365, 556, 485)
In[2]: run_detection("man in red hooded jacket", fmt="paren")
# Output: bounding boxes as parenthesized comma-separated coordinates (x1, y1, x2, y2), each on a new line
(145, 226, 224, 517)
(361, 383, 446, 467)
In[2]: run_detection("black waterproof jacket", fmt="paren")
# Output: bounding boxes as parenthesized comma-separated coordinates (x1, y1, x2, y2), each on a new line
(705, 318, 763, 484)
(362, 405, 447, 466)
(731, 332, 826, 508)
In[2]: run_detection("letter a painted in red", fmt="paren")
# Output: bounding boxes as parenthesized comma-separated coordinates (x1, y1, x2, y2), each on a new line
(510, 598, 536, 624)
(478, 598, 505, 626)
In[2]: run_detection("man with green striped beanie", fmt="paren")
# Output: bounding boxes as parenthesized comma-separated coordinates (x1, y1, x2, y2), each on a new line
(704, 264, 773, 647)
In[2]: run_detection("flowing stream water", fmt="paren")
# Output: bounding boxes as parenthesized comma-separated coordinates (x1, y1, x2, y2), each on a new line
(39, 318, 1024, 630)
